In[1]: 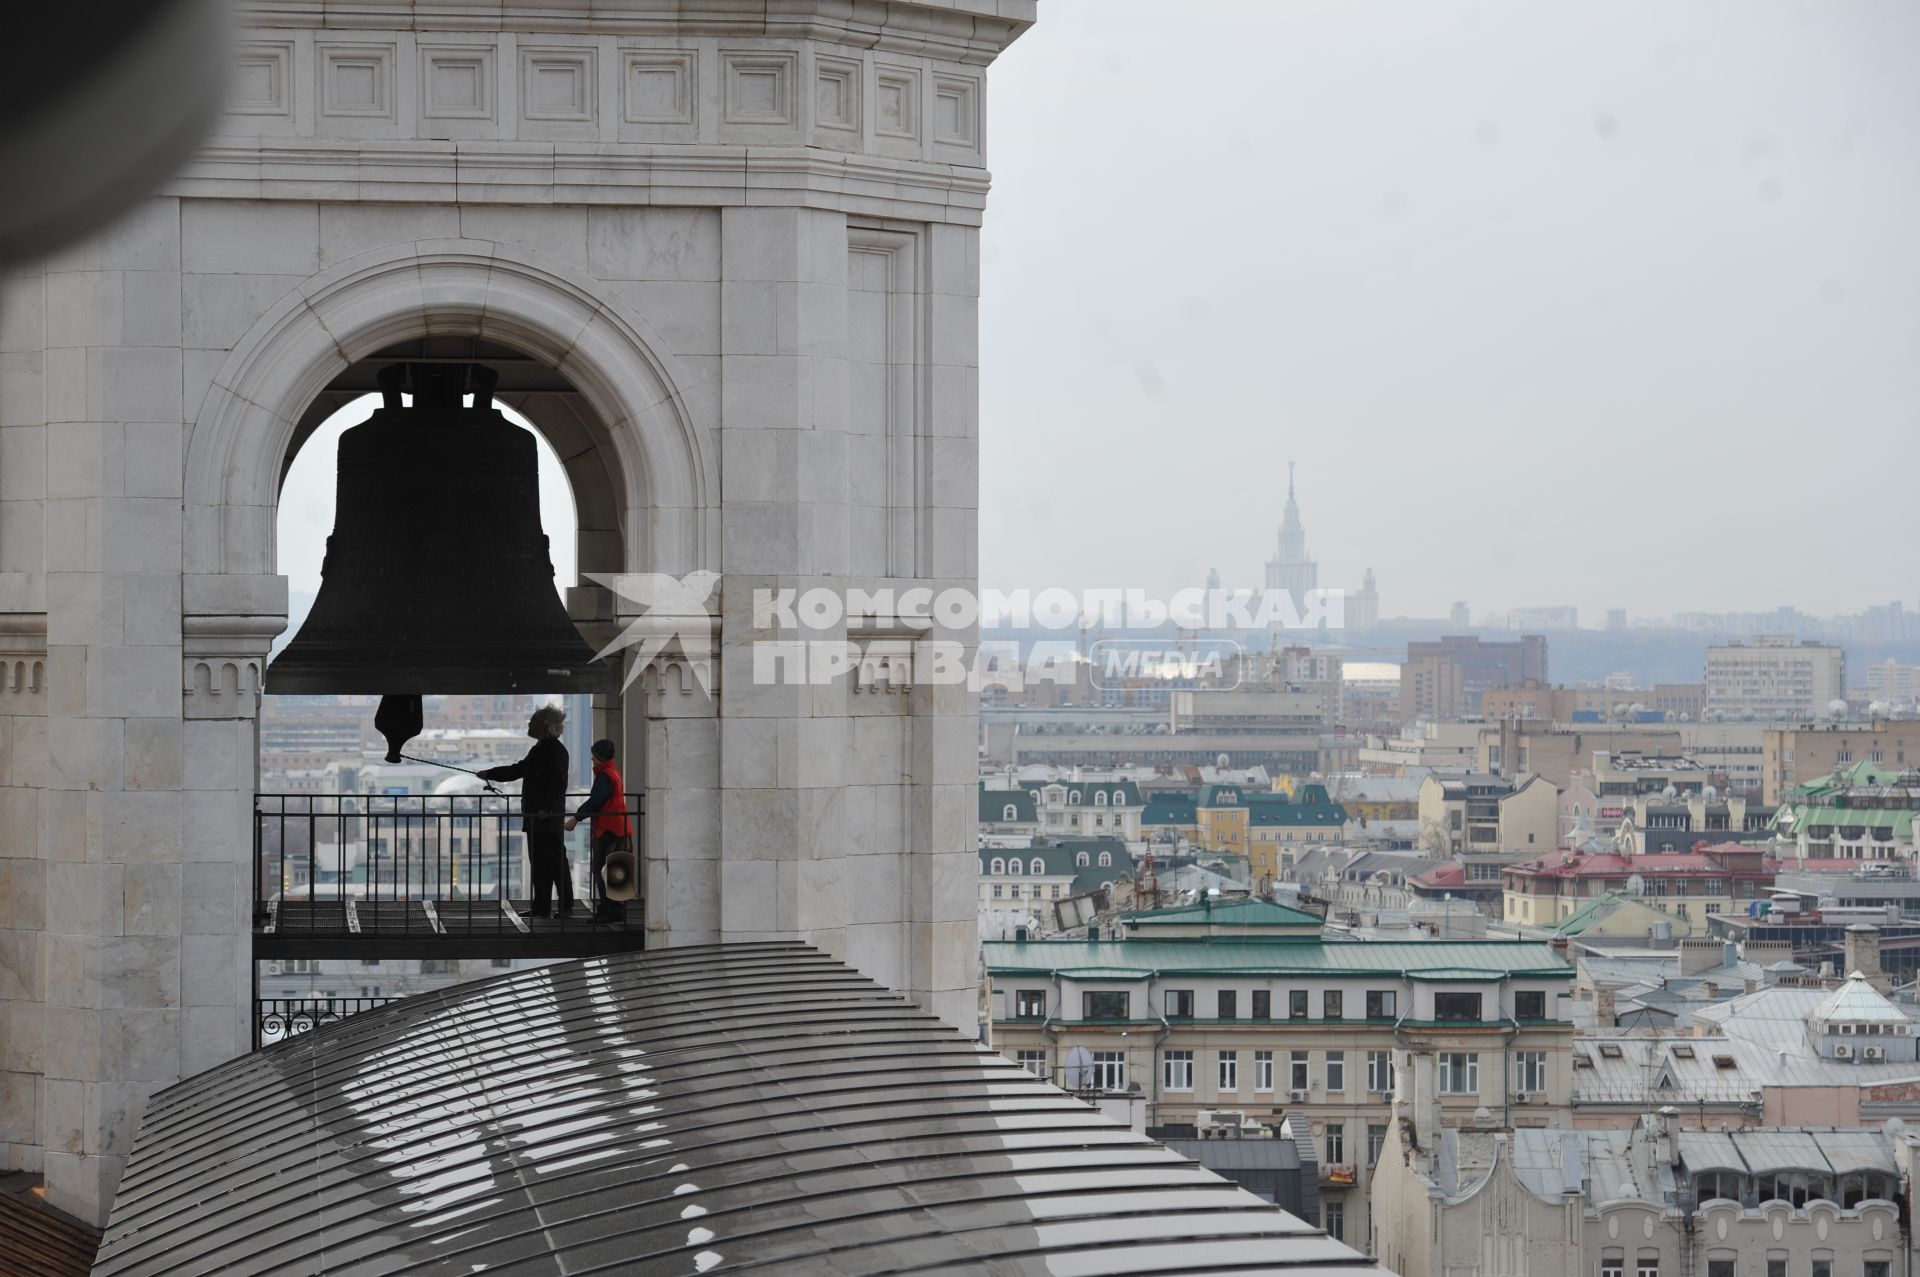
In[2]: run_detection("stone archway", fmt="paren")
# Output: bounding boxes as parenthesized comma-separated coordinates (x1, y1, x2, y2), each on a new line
(175, 241, 724, 974)
(183, 240, 715, 581)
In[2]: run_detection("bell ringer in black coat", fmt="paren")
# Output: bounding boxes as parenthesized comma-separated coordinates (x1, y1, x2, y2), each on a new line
(479, 703, 573, 918)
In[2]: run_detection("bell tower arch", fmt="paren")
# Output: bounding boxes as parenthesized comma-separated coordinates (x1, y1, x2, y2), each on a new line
(0, 0, 1031, 1225)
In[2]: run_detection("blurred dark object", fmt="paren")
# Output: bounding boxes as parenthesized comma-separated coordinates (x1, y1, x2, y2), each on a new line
(267, 362, 615, 696)
(373, 694, 424, 764)
(0, 2, 230, 261)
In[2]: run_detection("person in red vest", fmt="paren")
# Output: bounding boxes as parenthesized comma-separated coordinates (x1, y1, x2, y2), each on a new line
(564, 739, 632, 923)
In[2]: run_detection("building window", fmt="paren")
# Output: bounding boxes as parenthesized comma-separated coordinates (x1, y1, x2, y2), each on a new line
(1015, 1049, 1048, 1078)
(1322, 1200, 1344, 1242)
(1252, 990, 1272, 1019)
(1326, 1122, 1345, 1165)
(1254, 1050, 1274, 1092)
(1809, 1262, 1830, 1277)
(1514, 1051, 1547, 1094)
(1289, 990, 1309, 1019)
(1163, 1050, 1194, 1091)
(1003, 804, 1018, 820)
(992, 885, 1003, 898)
(1091, 1051, 1127, 1091)
(1439, 1052, 1479, 1095)
(1367, 1123, 1386, 1166)
(1098, 851, 1111, 867)
(1083, 991, 1129, 1020)
(991, 857, 1005, 875)
(1637, 1262, 1659, 1277)
(1290, 1050, 1309, 1092)
(1326, 1051, 1345, 1093)
(1764, 1261, 1785, 1277)
(1323, 990, 1344, 1019)
(1166, 989, 1194, 1020)
(1434, 992, 1483, 1021)
(1367, 1050, 1395, 1093)
(1515, 990, 1546, 1019)
(1705, 1262, 1734, 1277)
(1218, 1050, 1239, 1091)
(1217, 990, 1237, 1020)
(1009, 885, 1021, 899)
(1015, 989, 1046, 1019)
(1601, 1262, 1623, 1277)
(1365, 989, 1397, 1019)
(1865, 1262, 1890, 1277)
(1075, 852, 1089, 867)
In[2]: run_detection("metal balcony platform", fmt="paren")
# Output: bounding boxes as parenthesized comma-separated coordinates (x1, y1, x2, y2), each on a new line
(256, 899, 646, 961)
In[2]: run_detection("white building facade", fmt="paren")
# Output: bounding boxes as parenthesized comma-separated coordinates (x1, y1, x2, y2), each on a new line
(0, 0, 1032, 1223)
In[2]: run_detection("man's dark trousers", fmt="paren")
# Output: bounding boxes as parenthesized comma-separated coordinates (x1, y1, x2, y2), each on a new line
(527, 818, 573, 915)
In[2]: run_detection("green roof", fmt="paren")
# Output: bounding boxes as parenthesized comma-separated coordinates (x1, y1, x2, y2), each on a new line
(979, 788, 1037, 823)
(1553, 891, 1630, 936)
(983, 937, 1573, 980)
(1141, 795, 1198, 825)
(1123, 899, 1323, 930)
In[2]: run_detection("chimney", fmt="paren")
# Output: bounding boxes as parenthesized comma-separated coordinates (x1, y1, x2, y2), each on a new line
(1656, 1106, 1679, 1167)
(1595, 988, 1617, 1028)
(1846, 924, 1884, 986)
(1412, 1052, 1442, 1146)
(1743, 978, 1757, 996)
(1679, 937, 1723, 976)
(1704, 981, 1720, 999)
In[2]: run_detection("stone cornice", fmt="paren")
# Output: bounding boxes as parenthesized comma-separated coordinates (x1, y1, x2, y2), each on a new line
(163, 140, 992, 223)
(238, 1, 1034, 66)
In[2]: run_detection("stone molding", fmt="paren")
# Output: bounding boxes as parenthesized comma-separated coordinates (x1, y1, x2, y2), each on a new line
(0, 612, 48, 715)
(182, 615, 286, 720)
(167, 142, 991, 225)
(234, 1, 1034, 68)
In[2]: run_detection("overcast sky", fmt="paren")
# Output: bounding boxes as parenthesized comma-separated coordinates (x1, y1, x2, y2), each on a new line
(978, 0, 1920, 622)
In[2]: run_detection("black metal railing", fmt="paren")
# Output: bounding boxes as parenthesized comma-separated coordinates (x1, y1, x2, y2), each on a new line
(257, 996, 396, 1046)
(255, 791, 644, 940)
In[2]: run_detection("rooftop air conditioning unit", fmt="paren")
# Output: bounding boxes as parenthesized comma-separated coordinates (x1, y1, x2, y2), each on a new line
(1289, 1089, 1311, 1103)
(1866, 1046, 1885, 1061)
(1835, 1044, 1854, 1059)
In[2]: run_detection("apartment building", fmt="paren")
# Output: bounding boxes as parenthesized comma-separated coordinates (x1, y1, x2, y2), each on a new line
(1763, 721, 1920, 805)
(1372, 1114, 1909, 1277)
(1020, 778, 1143, 841)
(1193, 782, 1348, 881)
(1401, 634, 1549, 719)
(984, 933, 1575, 1255)
(1501, 847, 1774, 930)
(1416, 772, 1559, 857)
(1705, 635, 1847, 723)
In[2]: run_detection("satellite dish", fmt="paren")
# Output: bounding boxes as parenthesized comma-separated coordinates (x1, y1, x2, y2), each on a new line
(1663, 784, 1678, 799)
(1063, 1045, 1096, 1090)
(1829, 699, 1849, 719)
(1626, 874, 1646, 896)
(1217, 753, 1231, 769)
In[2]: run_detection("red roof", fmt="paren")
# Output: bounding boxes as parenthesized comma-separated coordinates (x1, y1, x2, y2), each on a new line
(1411, 863, 1467, 889)
(1505, 851, 1761, 880)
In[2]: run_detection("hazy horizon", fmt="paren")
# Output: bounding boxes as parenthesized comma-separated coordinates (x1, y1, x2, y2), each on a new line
(979, 0, 1920, 621)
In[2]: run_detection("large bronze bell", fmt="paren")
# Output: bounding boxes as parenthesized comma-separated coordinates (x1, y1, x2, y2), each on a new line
(267, 362, 614, 702)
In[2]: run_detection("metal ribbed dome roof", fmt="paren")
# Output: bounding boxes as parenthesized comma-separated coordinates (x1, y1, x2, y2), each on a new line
(97, 942, 1381, 1275)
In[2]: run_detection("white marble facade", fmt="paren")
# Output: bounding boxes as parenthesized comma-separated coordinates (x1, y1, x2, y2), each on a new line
(0, 0, 1031, 1223)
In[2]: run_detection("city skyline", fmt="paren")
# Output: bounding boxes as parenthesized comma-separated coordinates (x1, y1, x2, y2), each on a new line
(979, 0, 1920, 618)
